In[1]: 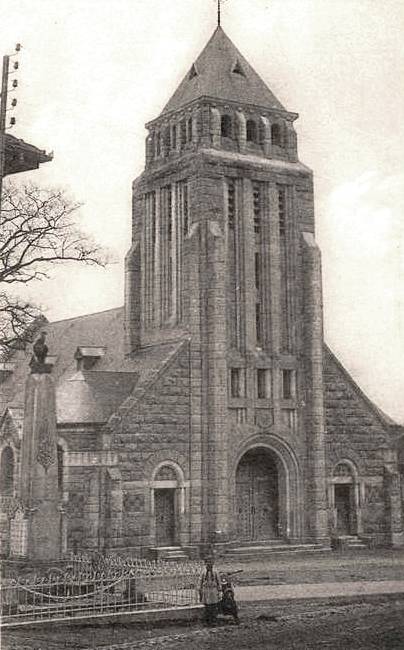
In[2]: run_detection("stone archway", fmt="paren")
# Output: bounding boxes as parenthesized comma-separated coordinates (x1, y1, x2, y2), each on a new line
(236, 448, 280, 541)
(331, 461, 360, 536)
(233, 437, 302, 542)
(150, 462, 186, 547)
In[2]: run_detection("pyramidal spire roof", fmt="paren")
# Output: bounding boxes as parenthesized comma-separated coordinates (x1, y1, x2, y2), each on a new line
(161, 27, 286, 116)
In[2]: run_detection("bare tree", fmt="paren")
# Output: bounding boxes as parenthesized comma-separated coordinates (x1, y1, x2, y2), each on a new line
(0, 182, 109, 356)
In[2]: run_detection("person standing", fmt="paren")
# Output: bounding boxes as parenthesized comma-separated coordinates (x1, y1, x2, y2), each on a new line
(199, 557, 221, 626)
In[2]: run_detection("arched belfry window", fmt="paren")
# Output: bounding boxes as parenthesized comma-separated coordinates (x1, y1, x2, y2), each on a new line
(0, 446, 14, 495)
(246, 119, 258, 143)
(221, 114, 232, 138)
(164, 126, 171, 154)
(271, 123, 282, 146)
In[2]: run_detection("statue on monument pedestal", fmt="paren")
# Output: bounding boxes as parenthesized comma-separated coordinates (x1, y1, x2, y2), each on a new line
(17, 329, 62, 560)
(29, 332, 50, 374)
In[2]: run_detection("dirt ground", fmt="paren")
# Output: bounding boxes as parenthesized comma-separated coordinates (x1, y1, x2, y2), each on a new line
(219, 548, 404, 586)
(4, 597, 404, 649)
(3, 549, 404, 650)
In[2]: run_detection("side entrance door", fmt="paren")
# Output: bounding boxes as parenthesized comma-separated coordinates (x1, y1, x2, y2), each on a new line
(334, 484, 352, 534)
(155, 488, 175, 546)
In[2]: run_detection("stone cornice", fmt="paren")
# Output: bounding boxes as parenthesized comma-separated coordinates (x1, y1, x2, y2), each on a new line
(146, 96, 298, 130)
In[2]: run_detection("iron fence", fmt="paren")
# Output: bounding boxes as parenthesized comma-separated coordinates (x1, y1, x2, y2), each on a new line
(0, 553, 203, 626)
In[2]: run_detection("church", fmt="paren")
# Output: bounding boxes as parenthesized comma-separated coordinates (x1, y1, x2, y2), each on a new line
(1, 25, 403, 559)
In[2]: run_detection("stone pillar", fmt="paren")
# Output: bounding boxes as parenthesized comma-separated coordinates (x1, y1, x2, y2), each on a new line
(302, 232, 329, 543)
(260, 116, 271, 157)
(268, 183, 282, 426)
(236, 110, 246, 153)
(18, 369, 61, 560)
(205, 219, 229, 543)
(124, 241, 141, 355)
(383, 449, 404, 547)
(210, 107, 221, 148)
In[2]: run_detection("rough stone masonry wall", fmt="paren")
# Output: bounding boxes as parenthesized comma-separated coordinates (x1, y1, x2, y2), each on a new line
(324, 349, 396, 542)
(109, 343, 191, 552)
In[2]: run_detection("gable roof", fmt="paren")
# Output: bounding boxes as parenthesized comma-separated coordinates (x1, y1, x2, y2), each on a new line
(161, 26, 285, 116)
(0, 306, 190, 427)
(324, 344, 396, 429)
(57, 370, 138, 424)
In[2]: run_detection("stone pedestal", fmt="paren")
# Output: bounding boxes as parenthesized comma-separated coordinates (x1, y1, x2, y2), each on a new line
(17, 373, 61, 560)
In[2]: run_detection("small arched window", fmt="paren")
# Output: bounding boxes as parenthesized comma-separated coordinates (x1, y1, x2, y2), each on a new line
(0, 446, 14, 495)
(221, 114, 232, 138)
(180, 119, 187, 146)
(164, 126, 171, 154)
(187, 116, 193, 142)
(57, 445, 64, 491)
(246, 119, 258, 143)
(271, 123, 282, 146)
(148, 133, 155, 160)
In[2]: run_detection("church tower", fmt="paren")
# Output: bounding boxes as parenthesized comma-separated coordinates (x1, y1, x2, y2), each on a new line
(125, 26, 329, 546)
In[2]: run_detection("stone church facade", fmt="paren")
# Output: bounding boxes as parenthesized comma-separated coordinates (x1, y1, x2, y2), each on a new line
(1, 27, 403, 558)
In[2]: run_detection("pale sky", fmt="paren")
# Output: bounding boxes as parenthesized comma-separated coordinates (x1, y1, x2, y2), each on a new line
(1, 0, 403, 423)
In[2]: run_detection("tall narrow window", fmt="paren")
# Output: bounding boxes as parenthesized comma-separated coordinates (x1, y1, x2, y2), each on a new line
(187, 116, 193, 142)
(57, 445, 64, 491)
(144, 191, 156, 326)
(253, 183, 261, 235)
(164, 126, 171, 154)
(0, 446, 14, 495)
(256, 302, 262, 346)
(257, 369, 271, 399)
(255, 252, 261, 290)
(230, 368, 243, 398)
(246, 119, 257, 143)
(156, 132, 161, 157)
(282, 369, 295, 399)
(160, 185, 173, 322)
(278, 185, 291, 351)
(271, 123, 282, 146)
(221, 114, 232, 138)
(227, 179, 239, 348)
(227, 180, 235, 230)
(180, 119, 187, 145)
(171, 124, 177, 150)
(278, 187, 286, 236)
(183, 182, 189, 237)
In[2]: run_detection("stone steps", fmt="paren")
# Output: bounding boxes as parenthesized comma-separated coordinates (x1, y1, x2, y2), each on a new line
(223, 541, 329, 561)
(148, 546, 190, 562)
(332, 535, 368, 551)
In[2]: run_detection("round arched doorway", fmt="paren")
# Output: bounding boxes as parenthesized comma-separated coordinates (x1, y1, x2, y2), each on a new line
(151, 463, 186, 547)
(236, 448, 282, 541)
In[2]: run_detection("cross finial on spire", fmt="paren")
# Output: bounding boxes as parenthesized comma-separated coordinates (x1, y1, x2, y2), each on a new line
(216, 0, 228, 27)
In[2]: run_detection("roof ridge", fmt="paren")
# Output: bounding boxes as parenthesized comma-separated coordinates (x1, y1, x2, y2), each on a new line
(49, 305, 123, 326)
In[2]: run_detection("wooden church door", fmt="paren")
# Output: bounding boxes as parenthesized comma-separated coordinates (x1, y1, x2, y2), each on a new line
(155, 489, 175, 546)
(236, 450, 279, 541)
